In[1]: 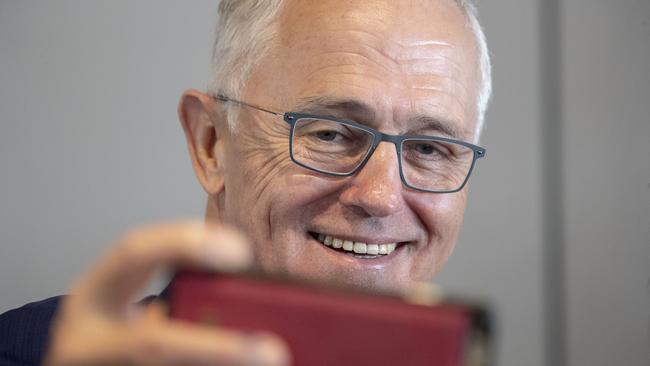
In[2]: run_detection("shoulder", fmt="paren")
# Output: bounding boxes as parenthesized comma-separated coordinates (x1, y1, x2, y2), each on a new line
(0, 294, 162, 366)
(0, 296, 64, 366)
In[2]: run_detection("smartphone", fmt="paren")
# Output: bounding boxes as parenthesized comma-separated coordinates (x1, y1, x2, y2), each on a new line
(169, 270, 491, 366)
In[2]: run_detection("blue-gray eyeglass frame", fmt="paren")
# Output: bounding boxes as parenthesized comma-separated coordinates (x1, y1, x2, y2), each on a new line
(214, 94, 486, 194)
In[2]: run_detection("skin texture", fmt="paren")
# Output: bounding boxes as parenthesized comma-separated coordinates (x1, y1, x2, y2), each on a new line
(182, 0, 481, 293)
(45, 1, 481, 364)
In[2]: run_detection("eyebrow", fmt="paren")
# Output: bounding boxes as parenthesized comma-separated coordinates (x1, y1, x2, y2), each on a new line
(406, 115, 464, 139)
(293, 95, 464, 139)
(294, 96, 376, 121)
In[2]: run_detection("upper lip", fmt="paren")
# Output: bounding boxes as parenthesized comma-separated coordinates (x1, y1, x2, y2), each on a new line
(309, 230, 414, 245)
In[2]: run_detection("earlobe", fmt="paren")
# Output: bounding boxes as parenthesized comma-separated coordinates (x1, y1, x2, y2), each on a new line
(178, 90, 227, 196)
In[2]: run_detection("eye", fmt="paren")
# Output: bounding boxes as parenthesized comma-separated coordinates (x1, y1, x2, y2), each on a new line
(403, 140, 454, 163)
(316, 130, 339, 141)
(414, 142, 437, 155)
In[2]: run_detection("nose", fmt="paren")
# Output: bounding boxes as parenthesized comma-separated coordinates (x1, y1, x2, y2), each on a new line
(339, 142, 406, 217)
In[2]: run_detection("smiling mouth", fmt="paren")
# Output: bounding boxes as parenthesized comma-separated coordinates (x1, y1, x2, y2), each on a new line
(309, 231, 402, 259)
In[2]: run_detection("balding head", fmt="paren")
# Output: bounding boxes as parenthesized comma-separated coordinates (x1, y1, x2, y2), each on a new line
(181, 0, 490, 292)
(209, 0, 491, 141)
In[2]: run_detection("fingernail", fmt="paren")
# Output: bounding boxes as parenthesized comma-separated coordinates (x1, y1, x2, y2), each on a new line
(249, 332, 291, 366)
(203, 227, 253, 272)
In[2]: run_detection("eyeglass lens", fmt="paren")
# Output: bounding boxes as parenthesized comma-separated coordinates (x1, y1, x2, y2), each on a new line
(291, 118, 475, 192)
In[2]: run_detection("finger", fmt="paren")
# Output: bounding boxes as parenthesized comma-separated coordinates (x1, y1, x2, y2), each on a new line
(128, 315, 291, 366)
(142, 300, 168, 323)
(71, 221, 252, 313)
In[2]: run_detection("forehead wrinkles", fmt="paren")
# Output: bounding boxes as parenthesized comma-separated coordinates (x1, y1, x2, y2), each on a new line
(279, 0, 466, 68)
(279, 23, 470, 95)
(383, 40, 471, 100)
(271, 0, 478, 129)
(292, 39, 472, 128)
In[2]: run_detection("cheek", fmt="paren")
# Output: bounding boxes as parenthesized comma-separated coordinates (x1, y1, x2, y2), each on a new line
(235, 171, 346, 273)
(266, 173, 346, 230)
(224, 138, 343, 232)
(410, 191, 467, 235)
(222, 153, 294, 270)
(406, 191, 467, 277)
(219, 128, 288, 228)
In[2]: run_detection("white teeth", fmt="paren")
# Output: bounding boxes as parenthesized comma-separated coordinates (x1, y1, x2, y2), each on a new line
(332, 238, 343, 248)
(342, 240, 354, 251)
(314, 233, 399, 256)
(353, 242, 367, 254)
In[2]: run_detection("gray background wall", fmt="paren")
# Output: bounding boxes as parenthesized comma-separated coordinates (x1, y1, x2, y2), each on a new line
(560, 1, 650, 365)
(1, 1, 648, 366)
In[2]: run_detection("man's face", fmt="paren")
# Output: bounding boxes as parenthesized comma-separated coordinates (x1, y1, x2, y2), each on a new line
(216, 0, 480, 292)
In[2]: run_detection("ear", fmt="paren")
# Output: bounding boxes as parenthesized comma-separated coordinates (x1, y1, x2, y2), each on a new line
(178, 90, 228, 195)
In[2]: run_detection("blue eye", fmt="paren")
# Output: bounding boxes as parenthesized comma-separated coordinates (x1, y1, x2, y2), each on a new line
(414, 143, 436, 155)
(316, 131, 339, 141)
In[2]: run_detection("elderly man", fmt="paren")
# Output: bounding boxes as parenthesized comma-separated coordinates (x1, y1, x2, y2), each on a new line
(0, 0, 491, 365)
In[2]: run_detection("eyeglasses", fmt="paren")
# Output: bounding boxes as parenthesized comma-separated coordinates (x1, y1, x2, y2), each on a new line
(215, 95, 486, 193)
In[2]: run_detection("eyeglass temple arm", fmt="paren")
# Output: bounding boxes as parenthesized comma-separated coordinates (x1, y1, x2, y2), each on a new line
(214, 94, 283, 116)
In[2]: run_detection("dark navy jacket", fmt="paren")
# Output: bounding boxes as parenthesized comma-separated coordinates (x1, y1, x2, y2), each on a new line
(0, 296, 63, 366)
(0, 294, 161, 366)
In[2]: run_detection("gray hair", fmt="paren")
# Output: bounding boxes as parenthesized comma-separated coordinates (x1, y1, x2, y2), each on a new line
(208, 0, 492, 142)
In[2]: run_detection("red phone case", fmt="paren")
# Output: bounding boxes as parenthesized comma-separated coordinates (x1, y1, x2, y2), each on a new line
(169, 271, 490, 366)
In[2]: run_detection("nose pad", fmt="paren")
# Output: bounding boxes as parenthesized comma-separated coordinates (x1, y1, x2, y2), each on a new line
(339, 142, 405, 217)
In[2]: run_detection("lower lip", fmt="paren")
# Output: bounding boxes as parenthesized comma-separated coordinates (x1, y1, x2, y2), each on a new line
(309, 237, 407, 269)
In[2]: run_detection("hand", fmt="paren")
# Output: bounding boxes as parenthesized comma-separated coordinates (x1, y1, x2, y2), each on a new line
(43, 221, 290, 366)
